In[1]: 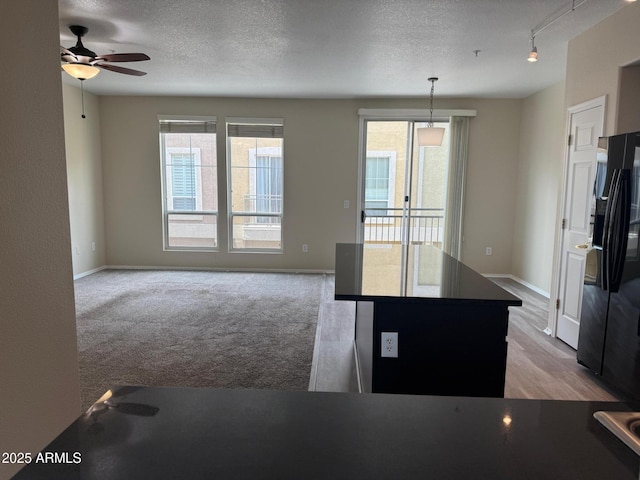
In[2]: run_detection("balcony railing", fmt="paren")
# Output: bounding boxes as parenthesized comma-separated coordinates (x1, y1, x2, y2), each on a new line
(242, 194, 282, 224)
(364, 208, 444, 245)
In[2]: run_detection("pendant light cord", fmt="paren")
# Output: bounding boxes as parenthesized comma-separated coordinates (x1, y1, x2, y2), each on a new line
(429, 81, 435, 127)
(427, 77, 438, 127)
(80, 79, 86, 119)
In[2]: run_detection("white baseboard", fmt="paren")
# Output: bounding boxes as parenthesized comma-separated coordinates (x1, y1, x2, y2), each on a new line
(75, 264, 334, 280)
(482, 273, 550, 299)
(105, 264, 334, 274)
(73, 265, 107, 280)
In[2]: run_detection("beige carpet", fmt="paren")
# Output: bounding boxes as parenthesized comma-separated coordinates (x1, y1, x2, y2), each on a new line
(74, 270, 324, 410)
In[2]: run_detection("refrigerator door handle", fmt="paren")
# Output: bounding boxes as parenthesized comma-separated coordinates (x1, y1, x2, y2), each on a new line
(604, 169, 631, 293)
(601, 170, 618, 291)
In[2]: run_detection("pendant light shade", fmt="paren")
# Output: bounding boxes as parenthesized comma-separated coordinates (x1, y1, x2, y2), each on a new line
(61, 64, 99, 119)
(417, 125, 445, 146)
(62, 63, 100, 80)
(417, 77, 444, 147)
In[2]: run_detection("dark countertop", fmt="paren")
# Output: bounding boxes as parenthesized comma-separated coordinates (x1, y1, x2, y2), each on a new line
(13, 386, 640, 479)
(335, 243, 522, 305)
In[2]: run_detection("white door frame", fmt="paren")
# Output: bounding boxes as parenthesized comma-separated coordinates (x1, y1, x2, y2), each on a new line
(547, 95, 606, 337)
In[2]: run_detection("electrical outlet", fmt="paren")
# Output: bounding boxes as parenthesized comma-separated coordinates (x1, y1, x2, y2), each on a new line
(343, 200, 350, 209)
(302, 244, 309, 253)
(381, 332, 398, 358)
(486, 247, 493, 256)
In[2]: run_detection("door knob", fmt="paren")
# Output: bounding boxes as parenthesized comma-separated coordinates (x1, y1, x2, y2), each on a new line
(575, 243, 589, 250)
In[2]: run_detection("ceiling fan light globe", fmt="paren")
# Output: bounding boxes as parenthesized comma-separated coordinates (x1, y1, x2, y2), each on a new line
(417, 127, 445, 147)
(62, 63, 100, 80)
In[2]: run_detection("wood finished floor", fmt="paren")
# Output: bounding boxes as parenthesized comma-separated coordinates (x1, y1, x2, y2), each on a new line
(310, 276, 625, 401)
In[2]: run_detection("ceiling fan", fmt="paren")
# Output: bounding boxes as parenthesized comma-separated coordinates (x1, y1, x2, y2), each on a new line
(60, 25, 150, 80)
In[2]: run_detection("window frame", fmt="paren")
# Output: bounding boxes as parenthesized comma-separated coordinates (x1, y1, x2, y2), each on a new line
(226, 117, 285, 253)
(159, 116, 218, 252)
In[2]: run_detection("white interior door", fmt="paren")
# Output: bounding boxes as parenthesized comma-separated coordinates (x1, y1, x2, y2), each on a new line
(556, 99, 604, 348)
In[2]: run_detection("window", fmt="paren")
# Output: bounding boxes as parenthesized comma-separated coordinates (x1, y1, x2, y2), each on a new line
(251, 148, 283, 223)
(227, 118, 284, 251)
(160, 117, 217, 250)
(167, 151, 201, 211)
(365, 152, 396, 216)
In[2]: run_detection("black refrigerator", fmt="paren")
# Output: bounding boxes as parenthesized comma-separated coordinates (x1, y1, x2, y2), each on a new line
(577, 131, 640, 400)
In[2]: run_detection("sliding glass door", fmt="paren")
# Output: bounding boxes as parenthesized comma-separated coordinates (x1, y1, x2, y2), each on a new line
(359, 119, 450, 295)
(361, 119, 450, 247)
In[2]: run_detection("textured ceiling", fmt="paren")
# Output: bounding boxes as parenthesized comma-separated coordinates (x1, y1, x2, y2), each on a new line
(58, 0, 633, 98)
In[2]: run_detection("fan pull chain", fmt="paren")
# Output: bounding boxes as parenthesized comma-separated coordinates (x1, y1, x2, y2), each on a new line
(80, 80, 87, 119)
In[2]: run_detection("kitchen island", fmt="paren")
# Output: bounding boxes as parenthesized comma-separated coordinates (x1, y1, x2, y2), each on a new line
(335, 243, 522, 397)
(13, 386, 640, 479)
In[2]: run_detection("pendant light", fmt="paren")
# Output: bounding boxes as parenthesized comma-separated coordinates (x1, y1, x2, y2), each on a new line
(417, 77, 445, 147)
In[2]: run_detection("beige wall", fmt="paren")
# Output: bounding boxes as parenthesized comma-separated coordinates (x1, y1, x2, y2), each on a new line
(461, 99, 522, 274)
(617, 65, 640, 135)
(100, 96, 359, 271)
(0, 2, 81, 479)
(63, 83, 107, 276)
(565, 1, 640, 135)
(512, 82, 566, 295)
(98, 96, 522, 274)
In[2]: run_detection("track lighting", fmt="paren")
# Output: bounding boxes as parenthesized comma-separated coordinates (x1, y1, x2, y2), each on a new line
(527, 0, 593, 63)
(528, 36, 538, 63)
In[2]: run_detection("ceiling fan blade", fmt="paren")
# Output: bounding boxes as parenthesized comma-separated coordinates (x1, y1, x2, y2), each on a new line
(97, 63, 147, 76)
(95, 53, 150, 63)
(60, 46, 77, 61)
